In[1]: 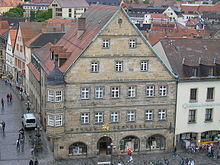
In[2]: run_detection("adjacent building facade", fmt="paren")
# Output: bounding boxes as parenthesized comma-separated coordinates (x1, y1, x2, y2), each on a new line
(49, 0, 89, 19)
(154, 39, 220, 149)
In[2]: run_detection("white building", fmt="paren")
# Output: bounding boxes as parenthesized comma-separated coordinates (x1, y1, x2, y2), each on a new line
(154, 39, 220, 148)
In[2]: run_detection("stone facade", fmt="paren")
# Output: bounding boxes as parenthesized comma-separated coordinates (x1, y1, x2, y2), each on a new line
(42, 8, 177, 159)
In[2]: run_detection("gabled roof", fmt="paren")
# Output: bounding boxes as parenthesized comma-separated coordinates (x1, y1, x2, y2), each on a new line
(9, 29, 17, 49)
(158, 39, 220, 78)
(56, 4, 119, 73)
(0, 0, 23, 7)
(55, 0, 89, 8)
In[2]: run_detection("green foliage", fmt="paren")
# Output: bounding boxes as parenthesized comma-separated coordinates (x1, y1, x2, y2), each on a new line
(3, 7, 24, 18)
(134, 0, 140, 4)
(34, 9, 52, 22)
(143, 0, 149, 4)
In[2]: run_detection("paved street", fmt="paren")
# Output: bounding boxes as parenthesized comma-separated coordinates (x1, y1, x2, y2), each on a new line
(0, 80, 54, 165)
(1, 80, 220, 165)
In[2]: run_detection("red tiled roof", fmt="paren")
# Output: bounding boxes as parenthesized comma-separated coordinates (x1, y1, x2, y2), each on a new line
(27, 63, 40, 81)
(0, 21, 9, 29)
(180, 3, 220, 12)
(150, 13, 169, 19)
(47, 19, 76, 24)
(0, 29, 8, 35)
(186, 17, 199, 26)
(9, 29, 17, 49)
(0, 0, 24, 7)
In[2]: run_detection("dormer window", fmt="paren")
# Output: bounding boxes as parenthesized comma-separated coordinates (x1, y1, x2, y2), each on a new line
(208, 67, 214, 77)
(191, 67, 198, 77)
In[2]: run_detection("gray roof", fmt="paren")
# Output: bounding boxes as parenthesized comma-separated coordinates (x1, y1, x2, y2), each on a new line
(56, 0, 89, 8)
(86, 0, 121, 6)
(29, 32, 65, 48)
(159, 39, 220, 78)
(46, 67, 65, 85)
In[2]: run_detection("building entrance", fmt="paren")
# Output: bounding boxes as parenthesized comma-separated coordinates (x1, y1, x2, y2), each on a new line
(97, 136, 112, 155)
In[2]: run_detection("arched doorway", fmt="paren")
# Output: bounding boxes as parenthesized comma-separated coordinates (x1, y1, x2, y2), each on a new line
(120, 136, 140, 152)
(69, 142, 87, 155)
(146, 134, 166, 150)
(97, 136, 112, 155)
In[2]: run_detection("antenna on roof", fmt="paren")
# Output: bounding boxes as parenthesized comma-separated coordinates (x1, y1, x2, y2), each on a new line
(182, 58, 185, 64)
(198, 57, 201, 64)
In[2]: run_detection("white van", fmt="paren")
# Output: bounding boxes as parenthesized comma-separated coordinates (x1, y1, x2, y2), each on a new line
(22, 113, 37, 129)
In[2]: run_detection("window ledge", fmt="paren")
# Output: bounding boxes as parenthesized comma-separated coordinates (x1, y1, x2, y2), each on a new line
(206, 99, 214, 102)
(189, 100, 197, 103)
(204, 120, 213, 123)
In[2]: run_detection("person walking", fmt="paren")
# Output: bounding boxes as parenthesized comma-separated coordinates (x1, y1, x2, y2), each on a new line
(1, 98, 4, 107)
(6, 94, 9, 102)
(29, 159, 34, 165)
(34, 159, 39, 165)
(2, 121, 5, 132)
(127, 149, 133, 163)
(9, 93, 12, 103)
(16, 139, 20, 150)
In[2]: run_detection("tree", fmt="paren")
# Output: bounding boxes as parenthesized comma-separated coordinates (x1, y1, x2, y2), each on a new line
(213, 0, 220, 4)
(3, 7, 24, 18)
(34, 9, 52, 22)
(143, 0, 149, 4)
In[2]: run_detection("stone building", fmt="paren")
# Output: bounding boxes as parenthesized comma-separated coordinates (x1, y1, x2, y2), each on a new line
(29, 5, 177, 159)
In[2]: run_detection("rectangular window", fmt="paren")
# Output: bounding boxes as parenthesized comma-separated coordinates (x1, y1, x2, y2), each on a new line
(81, 88, 89, 99)
(188, 109, 196, 123)
(141, 61, 148, 71)
(208, 67, 214, 76)
(81, 113, 89, 124)
(207, 88, 214, 100)
(146, 85, 154, 97)
(20, 45, 22, 52)
(158, 109, 166, 120)
(95, 112, 103, 123)
(190, 88, 197, 101)
(91, 62, 99, 72)
(128, 86, 136, 98)
(48, 90, 62, 102)
(127, 111, 135, 122)
(129, 39, 136, 48)
(205, 108, 213, 121)
(111, 112, 119, 123)
(111, 87, 120, 98)
(102, 39, 110, 48)
(159, 86, 167, 96)
(145, 110, 153, 121)
(115, 61, 123, 72)
(48, 115, 62, 127)
(55, 91, 62, 102)
(95, 87, 104, 99)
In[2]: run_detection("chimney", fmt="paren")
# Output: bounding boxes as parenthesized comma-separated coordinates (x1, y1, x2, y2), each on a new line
(77, 17, 86, 37)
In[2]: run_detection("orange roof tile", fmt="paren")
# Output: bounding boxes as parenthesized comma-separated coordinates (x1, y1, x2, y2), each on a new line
(0, 0, 24, 7)
(0, 21, 9, 29)
(9, 29, 17, 49)
(150, 13, 169, 19)
(47, 19, 76, 24)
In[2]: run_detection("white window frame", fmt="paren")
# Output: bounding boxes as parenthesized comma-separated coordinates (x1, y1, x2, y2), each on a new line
(81, 113, 90, 124)
(159, 86, 167, 96)
(111, 87, 120, 98)
(48, 114, 62, 127)
(158, 109, 166, 120)
(127, 111, 135, 122)
(111, 112, 119, 123)
(48, 90, 62, 102)
(102, 39, 110, 48)
(129, 39, 136, 48)
(141, 60, 148, 71)
(145, 110, 153, 121)
(115, 61, 123, 72)
(91, 61, 99, 72)
(95, 87, 104, 99)
(95, 112, 103, 123)
(81, 88, 89, 99)
(146, 85, 155, 97)
(128, 86, 136, 98)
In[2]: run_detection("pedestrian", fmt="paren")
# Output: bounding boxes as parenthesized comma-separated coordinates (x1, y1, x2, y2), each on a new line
(127, 149, 133, 163)
(6, 94, 9, 102)
(19, 128, 24, 139)
(173, 146, 177, 157)
(29, 159, 34, 165)
(2, 121, 5, 132)
(1, 98, 4, 107)
(16, 139, 20, 150)
(117, 161, 122, 165)
(34, 159, 39, 165)
(9, 93, 12, 103)
(31, 146, 34, 155)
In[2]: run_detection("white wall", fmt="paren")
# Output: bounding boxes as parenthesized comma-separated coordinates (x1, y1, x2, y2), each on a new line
(175, 80, 220, 135)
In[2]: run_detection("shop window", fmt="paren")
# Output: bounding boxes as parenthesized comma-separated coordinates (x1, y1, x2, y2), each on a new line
(120, 136, 140, 152)
(69, 142, 87, 155)
(146, 135, 165, 150)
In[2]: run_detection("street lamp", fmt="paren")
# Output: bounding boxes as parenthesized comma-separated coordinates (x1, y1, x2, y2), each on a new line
(25, 100, 31, 113)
